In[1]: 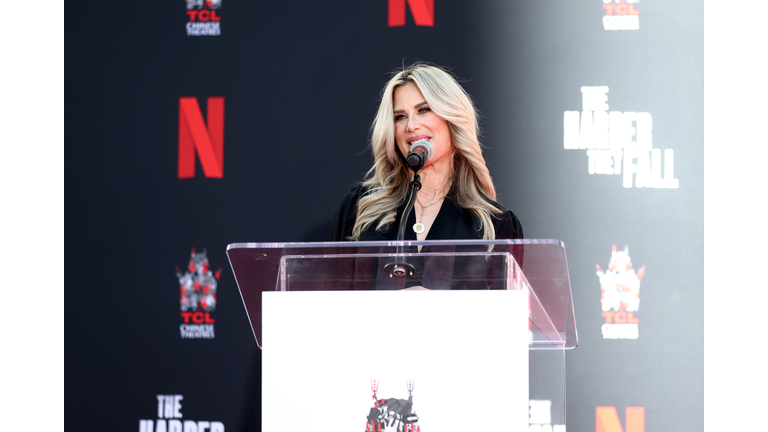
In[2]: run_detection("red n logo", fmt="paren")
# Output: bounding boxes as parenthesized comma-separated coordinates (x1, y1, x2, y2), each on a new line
(596, 406, 645, 432)
(388, 0, 434, 27)
(178, 97, 225, 179)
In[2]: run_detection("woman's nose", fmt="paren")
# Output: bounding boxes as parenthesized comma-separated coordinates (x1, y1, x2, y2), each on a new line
(406, 115, 420, 132)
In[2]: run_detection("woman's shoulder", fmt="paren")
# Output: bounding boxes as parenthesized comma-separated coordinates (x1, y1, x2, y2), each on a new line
(330, 183, 367, 241)
(488, 199, 524, 240)
(337, 184, 368, 207)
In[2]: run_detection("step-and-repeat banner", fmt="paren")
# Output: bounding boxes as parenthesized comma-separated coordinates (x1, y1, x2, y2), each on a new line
(66, 1, 702, 430)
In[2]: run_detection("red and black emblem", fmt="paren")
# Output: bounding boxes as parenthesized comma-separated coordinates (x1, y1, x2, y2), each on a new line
(366, 380, 420, 432)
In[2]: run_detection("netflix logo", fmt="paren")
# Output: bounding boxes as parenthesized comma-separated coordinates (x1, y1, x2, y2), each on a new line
(178, 97, 224, 179)
(597, 406, 645, 432)
(388, 0, 434, 27)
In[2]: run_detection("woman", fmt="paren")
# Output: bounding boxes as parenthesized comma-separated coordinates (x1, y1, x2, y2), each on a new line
(331, 62, 523, 243)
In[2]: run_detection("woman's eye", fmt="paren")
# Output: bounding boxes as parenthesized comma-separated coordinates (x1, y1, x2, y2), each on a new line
(395, 114, 406, 121)
(419, 107, 431, 114)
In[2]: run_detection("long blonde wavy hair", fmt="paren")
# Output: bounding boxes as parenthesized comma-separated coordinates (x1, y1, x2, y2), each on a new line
(350, 63, 503, 240)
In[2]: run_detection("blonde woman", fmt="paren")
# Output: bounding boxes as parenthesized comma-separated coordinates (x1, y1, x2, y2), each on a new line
(331, 63, 523, 243)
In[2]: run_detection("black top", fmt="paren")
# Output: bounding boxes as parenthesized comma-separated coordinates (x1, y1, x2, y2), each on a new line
(330, 185, 524, 241)
(328, 185, 524, 290)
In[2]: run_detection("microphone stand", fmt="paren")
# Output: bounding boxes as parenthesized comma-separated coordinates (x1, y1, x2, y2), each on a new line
(384, 171, 422, 277)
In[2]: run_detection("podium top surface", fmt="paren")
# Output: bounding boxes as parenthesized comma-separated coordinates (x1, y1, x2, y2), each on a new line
(227, 239, 577, 350)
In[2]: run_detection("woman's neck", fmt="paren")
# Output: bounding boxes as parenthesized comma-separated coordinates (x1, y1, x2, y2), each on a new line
(416, 160, 453, 202)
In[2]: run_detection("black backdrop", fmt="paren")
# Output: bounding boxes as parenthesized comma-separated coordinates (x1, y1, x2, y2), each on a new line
(66, 1, 703, 430)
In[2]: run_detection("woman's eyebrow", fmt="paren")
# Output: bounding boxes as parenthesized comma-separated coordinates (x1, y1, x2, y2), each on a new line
(393, 101, 428, 114)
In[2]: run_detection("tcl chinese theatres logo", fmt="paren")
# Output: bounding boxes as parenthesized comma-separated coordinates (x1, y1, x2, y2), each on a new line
(602, 0, 640, 31)
(596, 245, 645, 340)
(176, 248, 222, 339)
(186, 0, 222, 36)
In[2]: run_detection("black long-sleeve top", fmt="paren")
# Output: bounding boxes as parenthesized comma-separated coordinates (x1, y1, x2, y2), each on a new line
(328, 185, 524, 291)
(330, 185, 523, 242)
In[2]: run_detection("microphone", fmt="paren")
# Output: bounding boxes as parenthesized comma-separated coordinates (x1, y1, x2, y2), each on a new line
(406, 139, 433, 172)
(386, 140, 431, 277)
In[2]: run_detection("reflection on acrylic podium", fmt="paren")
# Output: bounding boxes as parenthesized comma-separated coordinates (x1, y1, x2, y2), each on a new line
(227, 239, 577, 431)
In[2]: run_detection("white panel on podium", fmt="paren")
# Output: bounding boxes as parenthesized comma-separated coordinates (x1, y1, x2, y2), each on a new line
(262, 290, 529, 431)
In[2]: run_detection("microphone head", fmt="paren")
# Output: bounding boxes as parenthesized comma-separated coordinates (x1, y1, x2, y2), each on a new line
(406, 139, 433, 171)
(410, 139, 433, 163)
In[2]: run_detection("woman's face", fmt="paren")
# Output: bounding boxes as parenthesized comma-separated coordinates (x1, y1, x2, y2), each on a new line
(393, 83, 453, 171)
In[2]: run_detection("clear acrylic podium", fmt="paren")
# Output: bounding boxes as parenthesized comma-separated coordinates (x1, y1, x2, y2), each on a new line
(227, 239, 577, 430)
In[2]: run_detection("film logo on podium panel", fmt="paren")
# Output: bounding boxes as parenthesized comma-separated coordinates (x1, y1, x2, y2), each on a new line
(176, 248, 221, 339)
(365, 380, 421, 432)
(596, 245, 646, 340)
(186, 0, 222, 36)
